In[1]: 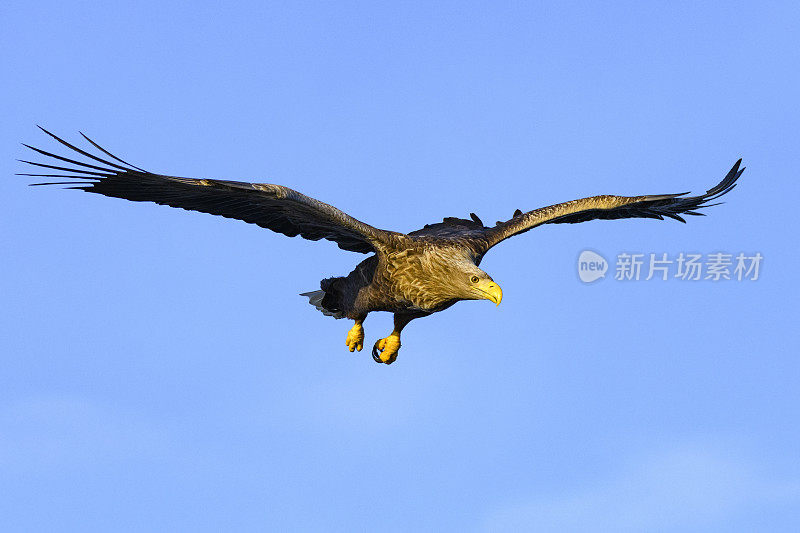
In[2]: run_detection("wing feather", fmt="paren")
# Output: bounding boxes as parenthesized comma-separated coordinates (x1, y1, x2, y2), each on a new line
(482, 160, 744, 249)
(19, 128, 395, 253)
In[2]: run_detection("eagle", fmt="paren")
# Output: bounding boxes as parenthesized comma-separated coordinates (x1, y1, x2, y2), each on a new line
(20, 127, 744, 364)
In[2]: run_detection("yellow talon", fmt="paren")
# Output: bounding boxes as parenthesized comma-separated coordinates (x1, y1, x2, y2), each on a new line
(345, 322, 364, 352)
(372, 333, 401, 364)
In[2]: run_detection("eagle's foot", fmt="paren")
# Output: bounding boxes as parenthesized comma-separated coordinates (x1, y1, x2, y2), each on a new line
(372, 333, 401, 364)
(345, 322, 364, 352)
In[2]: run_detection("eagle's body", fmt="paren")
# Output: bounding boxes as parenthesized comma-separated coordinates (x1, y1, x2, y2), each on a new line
(20, 127, 744, 364)
(311, 233, 485, 317)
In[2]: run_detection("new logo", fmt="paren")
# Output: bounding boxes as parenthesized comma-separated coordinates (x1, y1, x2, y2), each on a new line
(578, 250, 608, 283)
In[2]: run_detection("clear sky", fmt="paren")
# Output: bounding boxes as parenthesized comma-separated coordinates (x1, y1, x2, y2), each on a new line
(2, 1, 799, 531)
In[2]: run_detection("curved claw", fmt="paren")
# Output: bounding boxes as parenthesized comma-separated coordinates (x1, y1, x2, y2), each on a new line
(371, 342, 383, 363)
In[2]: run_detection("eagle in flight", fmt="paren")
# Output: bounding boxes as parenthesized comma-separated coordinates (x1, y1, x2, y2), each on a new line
(20, 127, 744, 364)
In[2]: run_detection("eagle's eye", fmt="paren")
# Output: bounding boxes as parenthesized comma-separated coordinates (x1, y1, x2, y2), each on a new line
(470, 275, 480, 284)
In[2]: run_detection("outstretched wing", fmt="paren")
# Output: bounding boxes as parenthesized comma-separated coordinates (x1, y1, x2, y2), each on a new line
(482, 160, 744, 250)
(19, 127, 396, 253)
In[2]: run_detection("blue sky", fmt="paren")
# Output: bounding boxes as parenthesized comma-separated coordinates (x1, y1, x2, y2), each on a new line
(2, 1, 799, 531)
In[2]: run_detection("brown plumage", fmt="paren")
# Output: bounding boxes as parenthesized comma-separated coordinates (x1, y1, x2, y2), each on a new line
(20, 127, 744, 364)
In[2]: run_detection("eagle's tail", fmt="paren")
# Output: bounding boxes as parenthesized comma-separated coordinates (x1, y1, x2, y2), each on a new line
(300, 279, 346, 319)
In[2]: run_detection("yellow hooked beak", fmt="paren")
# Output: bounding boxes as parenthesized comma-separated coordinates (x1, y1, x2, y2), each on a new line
(474, 280, 503, 306)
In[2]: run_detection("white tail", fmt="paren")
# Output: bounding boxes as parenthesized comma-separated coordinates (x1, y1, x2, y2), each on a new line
(299, 290, 345, 319)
